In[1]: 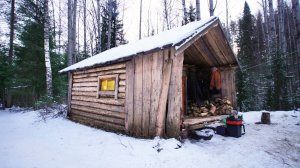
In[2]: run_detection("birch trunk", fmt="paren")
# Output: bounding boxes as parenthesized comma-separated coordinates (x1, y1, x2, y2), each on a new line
(139, 0, 142, 39)
(195, 0, 201, 21)
(44, 0, 53, 96)
(97, 0, 101, 53)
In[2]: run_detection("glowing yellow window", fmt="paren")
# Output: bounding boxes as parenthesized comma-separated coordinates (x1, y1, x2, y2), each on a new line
(100, 79, 115, 91)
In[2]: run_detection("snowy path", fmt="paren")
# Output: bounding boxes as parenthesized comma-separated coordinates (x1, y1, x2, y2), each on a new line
(0, 109, 299, 168)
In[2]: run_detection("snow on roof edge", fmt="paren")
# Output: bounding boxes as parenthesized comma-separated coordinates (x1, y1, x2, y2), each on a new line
(59, 16, 218, 73)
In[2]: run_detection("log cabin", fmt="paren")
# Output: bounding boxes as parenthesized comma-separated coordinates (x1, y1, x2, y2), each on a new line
(59, 16, 239, 138)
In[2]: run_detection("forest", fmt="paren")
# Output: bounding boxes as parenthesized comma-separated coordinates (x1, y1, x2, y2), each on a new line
(0, 0, 299, 111)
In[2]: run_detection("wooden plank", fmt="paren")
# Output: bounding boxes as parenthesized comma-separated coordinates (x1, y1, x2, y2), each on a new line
(114, 74, 119, 99)
(71, 96, 125, 106)
(73, 63, 126, 75)
(156, 50, 172, 137)
(71, 104, 126, 119)
(71, 109, 125, 126)
(73, 77, 98, 83)
(72, 91, 97, 97)
(149, 51, 163, 137)
(183, 115, 228, 126)
(73, 69, 126, 79)
(67, 72, 73, 115)
(73, 82, 98, 87)
(125, 60, 135, 133)
(133, 56, 143, 136)
(71, 100, 125, 112)
(142, 54, 152, 137)
(166, 49, 184, 138)
(197, 38, 219, 65)
(70, 114, 125, 132)
(72, 87, 97, 92)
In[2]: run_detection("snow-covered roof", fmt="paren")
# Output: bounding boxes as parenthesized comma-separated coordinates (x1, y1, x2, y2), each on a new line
(60, 16, 219, 73)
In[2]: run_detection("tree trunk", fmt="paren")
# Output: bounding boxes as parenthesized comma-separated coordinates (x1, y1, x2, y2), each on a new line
(292, 0, 300, 57)
(8, 0, 15, 64)
(195, 0, 201, 21)
(278, 0, 286, 53)
(44, 0, 53, 97)
(83, 0, 87, 56)
(163, 0, 170, 30)
(58, 0, 62, 53)
(262, 0, 270, 54)
(96, 0, 101, 53)
(107, 0, 112, 49)
(139, 0, 142, 39)
(268, 0, 277, 49)
(182, 0, 187, 24)
(261, 112, 271, 124)
(68, 0, 77, 66)
(209, 0, 215, 17)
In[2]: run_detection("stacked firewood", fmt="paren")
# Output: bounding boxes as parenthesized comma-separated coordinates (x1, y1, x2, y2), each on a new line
(188, 98, 233, 117)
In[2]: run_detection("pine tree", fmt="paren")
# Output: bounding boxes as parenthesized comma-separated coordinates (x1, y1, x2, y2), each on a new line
(236, 2, 258, 111)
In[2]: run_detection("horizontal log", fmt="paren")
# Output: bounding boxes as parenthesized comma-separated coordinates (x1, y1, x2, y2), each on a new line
(71, 104, 126, 119)
(119, 74, 126, 80)
(72, 91, 96, 97)
(119, 80, 126, 86)
(69, 114, 125, 132)
(73, 69, 126, 79)
(72, 87, 97, 92)
(73, 78, 98, 83)
(118, 86, 125, 93)
(72, 96, 125, 106)
(71, 109, 125, 126)
(118, 93, 125, 99)
(73, 63, 126, 75)
(73, 82, 98, 87)
(71, 100, 125, 112)
(72, 92, 125, 99)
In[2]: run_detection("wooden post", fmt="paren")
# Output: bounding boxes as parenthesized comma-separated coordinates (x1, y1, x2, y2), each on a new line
(67, 72, 73, 116)
(156, 54, 172, 137)
(166, 49, 184, 138)
(125, 60, 135, 133)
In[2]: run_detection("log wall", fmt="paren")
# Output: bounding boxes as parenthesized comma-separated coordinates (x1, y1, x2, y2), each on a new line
(69, 63, 127, 132)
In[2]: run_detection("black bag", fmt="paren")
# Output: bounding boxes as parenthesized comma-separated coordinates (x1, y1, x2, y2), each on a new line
(216, 125, 227, 136)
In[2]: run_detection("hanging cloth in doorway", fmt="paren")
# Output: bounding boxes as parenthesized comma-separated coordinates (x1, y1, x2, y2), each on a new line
(187, 71, 204, 106)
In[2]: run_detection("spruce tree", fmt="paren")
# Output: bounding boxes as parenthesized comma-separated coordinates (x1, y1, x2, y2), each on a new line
(236, 2, 258, 111)
(101, 0, 126, 52)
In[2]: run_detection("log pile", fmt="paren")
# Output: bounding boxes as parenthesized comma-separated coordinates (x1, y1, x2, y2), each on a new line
(188, 98, 233, 117)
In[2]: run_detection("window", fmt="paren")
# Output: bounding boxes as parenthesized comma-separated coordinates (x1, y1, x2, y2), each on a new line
(97, 74, 119, 99)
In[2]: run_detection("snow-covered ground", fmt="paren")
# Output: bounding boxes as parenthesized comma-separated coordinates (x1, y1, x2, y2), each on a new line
(0, 108, 299, 168)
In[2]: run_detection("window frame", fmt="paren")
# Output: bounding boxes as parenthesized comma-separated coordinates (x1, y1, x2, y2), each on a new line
(97, 74, 119, 99)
